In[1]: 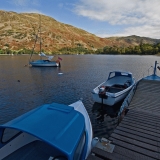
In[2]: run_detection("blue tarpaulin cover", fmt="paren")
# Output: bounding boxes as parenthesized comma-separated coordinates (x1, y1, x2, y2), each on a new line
(0, 103, 85, 156)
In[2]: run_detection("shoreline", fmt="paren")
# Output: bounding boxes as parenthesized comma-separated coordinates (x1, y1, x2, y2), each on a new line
(0, 53, 160, 56)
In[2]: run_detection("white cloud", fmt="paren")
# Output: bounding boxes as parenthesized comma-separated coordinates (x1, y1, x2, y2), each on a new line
(97, 25, 160, 39)
(12, 0, 39, 7)
(74, 0, 160, 38)
(74, 0, 160, 25)
(21, 9, 43, 14)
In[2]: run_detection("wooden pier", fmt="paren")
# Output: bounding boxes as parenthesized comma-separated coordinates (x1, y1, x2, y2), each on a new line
(88, 79, 160, 160)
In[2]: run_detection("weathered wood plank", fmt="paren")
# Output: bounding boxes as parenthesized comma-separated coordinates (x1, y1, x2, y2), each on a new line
(113, 128, 159, 146)
(126, 110, 160, 121)
(116, 126, 160, 142)
(113, 144, 156, 160)
(120, 119, 160, 134)
(87, 154, 104, 160)
(122, 116, 160, 130)
(125, 112, 160, 123)
(92, 147, 131, 160)
(118, 123, 160, 138)
(123, 116, 160, 128)
(111, 133, 159, 152)
(109, 137, 159, 159)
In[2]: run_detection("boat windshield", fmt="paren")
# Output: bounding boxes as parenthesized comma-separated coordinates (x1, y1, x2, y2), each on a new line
(108, 71, 131, 79)
(0, 129, 68, 160)
(73, 132, 86, 160)
(1, 128, 21, 143)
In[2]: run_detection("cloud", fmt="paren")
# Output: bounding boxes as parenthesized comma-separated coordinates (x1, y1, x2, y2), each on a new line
(74, 0, 160, 38)
(74, 0, 160, 25)
(12, 0, 39, 7)
(21, 9, 43, 14)
(97, 25, 160, 39)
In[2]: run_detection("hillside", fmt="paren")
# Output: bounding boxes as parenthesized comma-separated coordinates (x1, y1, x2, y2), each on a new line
(0, 10, 160, 54)
(106, 35, 160, 47)
(0, 10, 110, 53)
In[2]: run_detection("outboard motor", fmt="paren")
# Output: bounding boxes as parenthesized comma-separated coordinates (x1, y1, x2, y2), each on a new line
(98, 86, 108, 99)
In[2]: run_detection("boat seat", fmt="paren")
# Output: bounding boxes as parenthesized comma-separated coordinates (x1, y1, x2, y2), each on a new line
(53, 156, 67, 160)
(107, 87, 123, 93)
(112, 84, 126, 89)
(3, 140, 66, 160)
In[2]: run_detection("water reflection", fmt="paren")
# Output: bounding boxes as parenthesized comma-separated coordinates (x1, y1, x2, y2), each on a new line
(91, 100, 123, 138)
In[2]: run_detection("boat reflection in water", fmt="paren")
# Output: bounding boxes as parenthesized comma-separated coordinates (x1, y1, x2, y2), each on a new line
(91, 99, 126, 138)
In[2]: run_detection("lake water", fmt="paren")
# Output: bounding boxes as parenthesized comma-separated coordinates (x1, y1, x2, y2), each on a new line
(1, 54, 160, 138)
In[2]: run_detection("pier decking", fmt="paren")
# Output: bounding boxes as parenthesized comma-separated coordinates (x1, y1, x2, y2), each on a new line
(88, 79, 160, 160)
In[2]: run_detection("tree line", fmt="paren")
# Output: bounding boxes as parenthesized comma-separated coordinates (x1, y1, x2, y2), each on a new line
(98, 43, 160, 55)
(1, 43, 160, 55)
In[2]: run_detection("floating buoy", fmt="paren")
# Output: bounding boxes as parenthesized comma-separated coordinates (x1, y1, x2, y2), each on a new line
(17, 80, 20, 82)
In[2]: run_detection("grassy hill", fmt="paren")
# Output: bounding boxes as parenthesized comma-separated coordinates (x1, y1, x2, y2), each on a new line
(0, 10, 160, 54)
(106, 35, 160, 47)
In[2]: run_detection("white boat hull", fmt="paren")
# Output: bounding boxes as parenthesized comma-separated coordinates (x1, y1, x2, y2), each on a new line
(92, 88, 131, 106)
(69, 100, 93, 159)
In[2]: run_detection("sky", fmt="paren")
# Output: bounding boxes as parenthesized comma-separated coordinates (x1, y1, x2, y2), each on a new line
(1, 0, 160, 39)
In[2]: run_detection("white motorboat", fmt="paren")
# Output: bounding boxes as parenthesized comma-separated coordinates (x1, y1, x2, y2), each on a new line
(92, 71, 135, 106)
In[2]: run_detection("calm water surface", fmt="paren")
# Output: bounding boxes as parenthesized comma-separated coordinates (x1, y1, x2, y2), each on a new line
(0, 55, 160, 138)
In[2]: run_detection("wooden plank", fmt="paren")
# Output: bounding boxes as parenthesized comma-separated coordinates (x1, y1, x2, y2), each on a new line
(129, 103, 160, 111)
(123, 116, 160, 128)
(121, 119, 160, 134)
(87, 154, 103, 160)
(122, 118, 160, 131)
(116, 126, 160, 142)
(122, 116, 160, 130)
(111, 133, 159, 152)
(118, 123, 160, 138)
(113, 128, 159, 147)
(92, 147, 131, 160)
(125, 112, 160, 123)
(113, 144, 156, 160)
(126, 110, 160, 120)
(129, 106, 160, 114)
(130, 97, 160, 104)
(109, 137, 159, 159)
(119, 120, 160, 137)
(125, 111, 160, 122)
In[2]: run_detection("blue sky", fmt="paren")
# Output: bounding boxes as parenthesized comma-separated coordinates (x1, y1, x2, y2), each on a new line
(1, 0, 160, 39)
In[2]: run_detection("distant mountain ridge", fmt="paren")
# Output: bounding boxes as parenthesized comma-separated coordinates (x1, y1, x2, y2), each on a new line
(0, 10, 160, 53)
(107, 35, 160, 46)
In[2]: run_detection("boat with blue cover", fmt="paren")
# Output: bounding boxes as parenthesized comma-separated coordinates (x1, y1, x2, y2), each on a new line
(0, 100, 93, 160)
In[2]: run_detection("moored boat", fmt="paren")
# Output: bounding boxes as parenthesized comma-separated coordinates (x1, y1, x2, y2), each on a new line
(29, 15, 62, 67)
(0, 100, 93, 160)
(29, 53, 60, 67)
(92, 71, 135, 106)
(30, 60, 59, 67)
